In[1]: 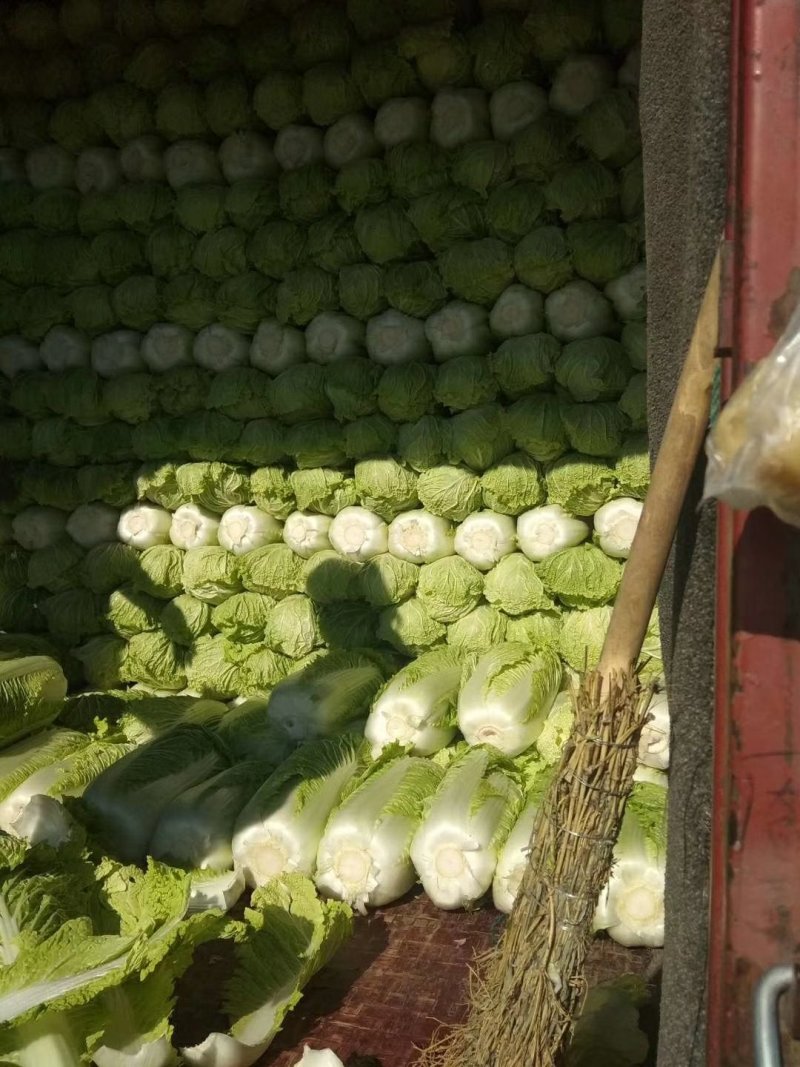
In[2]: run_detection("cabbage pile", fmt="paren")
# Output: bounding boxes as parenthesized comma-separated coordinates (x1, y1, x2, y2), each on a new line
(0, 0, 667, 1062)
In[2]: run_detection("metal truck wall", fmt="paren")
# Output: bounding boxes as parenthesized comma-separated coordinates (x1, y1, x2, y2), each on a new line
(639, 3, 730, 1065)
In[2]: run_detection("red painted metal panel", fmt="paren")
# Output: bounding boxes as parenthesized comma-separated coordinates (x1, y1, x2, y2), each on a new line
(709, 0, 800, 1063)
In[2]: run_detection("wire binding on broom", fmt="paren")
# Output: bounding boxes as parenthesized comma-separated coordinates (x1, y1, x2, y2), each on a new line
(417, 670, 653, 1067)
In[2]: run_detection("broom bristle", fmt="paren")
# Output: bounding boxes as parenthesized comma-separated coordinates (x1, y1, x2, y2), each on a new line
(417, 670, 652, 1067)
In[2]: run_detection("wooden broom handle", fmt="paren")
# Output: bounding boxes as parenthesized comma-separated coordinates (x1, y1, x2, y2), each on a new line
(599, 247, 723, 676)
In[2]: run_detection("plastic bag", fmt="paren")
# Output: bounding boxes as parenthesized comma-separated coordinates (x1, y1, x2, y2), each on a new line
(704, 300, 800, 526)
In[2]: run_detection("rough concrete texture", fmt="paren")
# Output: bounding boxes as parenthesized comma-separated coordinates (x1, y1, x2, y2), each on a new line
(639, 2, 731, 1065)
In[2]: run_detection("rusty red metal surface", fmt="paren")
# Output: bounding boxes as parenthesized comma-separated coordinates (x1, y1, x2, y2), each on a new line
(709, 0, 800, 1063)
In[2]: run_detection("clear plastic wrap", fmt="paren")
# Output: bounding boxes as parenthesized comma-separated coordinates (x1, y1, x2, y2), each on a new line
(704, 301, 800, 525)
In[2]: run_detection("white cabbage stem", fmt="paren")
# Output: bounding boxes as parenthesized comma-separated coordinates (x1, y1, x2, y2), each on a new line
(545, 280, 616, 342)
(164, 139, 222, 189)
(218, 506, 283, 556)
(457, 643, 562, 757)
(188, 869, 246, 915)
(193, 324, 250, 372)
(306, 312, 365, 363)
(119, 135, 166, 183)
(594, 779, 667, 948)
(294, 1048, 345, 1067)
(117, 503, 172, 549)
(232, 740, 361, 887)
(142, 323, 194, 372)
(274, 124, 325, 171)
(366, 310, 431, 365)
(93, 1036, 176, 1067)
(605, 262, 647, 323)
(517, 504, 589, 562)
(374, 97, 430, 147)
(492, 800, 538, 914)
(283, 511, 332, 558)
(323, 114, 379, 169)
(9, 794, 71, 849)
(0, 335, 42, 378)
(250, 319, 306, 374)
(410, 748, 522, 910)
(40, 326, 89, 371)
(425, 302, 492, 362)
(91, 330, 145, 378)
(329, 506, 388, 562)
(315, 756, 441, 913)
(593, 497, 643, 559)
(388, 509, 454, 564)
(489, 81, 548, 141)
(430, 88, 490, 149)
(170, 504, 221, 550)
(364, 648, 462, 757)
(594, 858, 666, 948)
(489, 285, 544, 339)
(66, 503, 120, 548)
(549, 55, 615, 117)
(638, 690, 670, 771)
(75, 147, 122, 194)
(219, 131, 278, 183)
(453, 511, 516, 571)
(12, 507, 67, 551)
(26, 145, 75, 189)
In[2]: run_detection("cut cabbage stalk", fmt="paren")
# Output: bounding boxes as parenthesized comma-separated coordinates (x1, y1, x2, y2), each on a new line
(66, 503, 120, 548)
(0, 336, 41, 378)
(11, 507, 67, 551)
(323, 114, 379, 169)
(274, 124, 325, 171)
(374, 97, 430, 147)
(91, 330, 145, 378)
(315, 754, 442, 913)
(164, 139, 222, 189)
(75, 147, 122, 194)
(366, 310, 431, 366)
(40, 326, 89, 371)
(219, 131, 278, 183)
(329, 506, 388, 562)
(549, 55, 615, 117)
(638, 690, 670, 771)
(193, 324, 250, 372)
(232, 735, 362, 887)
(425, 301, 492, 362)
(453, 511, 516, 571)
(410, 747, 522, 910)
(430, 88, 491, 149)
(119, 134, 166, 183)
(493, 798, 539, 914)
(387, 509, 454, 564)
(364, 648, 463, 757)
(218, 506, 283, 556)
(489, 81, 548, 141)
(305, 312, 365, 363)
(457, 643, 563, 757)
(142, 323, 194, 372)
(250, 319, 306, 375)
(117, 504, 173, 549)
(283, 511, 332, 558)
(170, 504, 221, 550)
(517, 504, 589, 562)
(593, 497, 643, 559)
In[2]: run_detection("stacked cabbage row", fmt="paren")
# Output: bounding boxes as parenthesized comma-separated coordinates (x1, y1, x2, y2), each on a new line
(0, 0, 665, 1063)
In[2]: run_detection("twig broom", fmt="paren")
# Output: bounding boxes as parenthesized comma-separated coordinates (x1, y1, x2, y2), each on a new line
(419, 248, 723, 1067)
